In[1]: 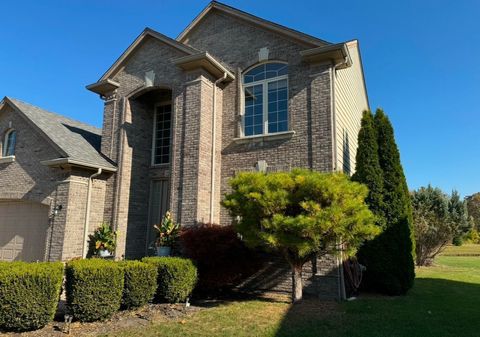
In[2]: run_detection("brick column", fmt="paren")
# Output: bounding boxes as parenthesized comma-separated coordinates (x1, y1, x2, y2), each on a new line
(174, 71, 222, 226)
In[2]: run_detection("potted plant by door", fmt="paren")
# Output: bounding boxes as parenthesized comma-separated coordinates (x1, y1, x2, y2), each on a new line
(154, 211, 180, 256)
(92, 223, 117, 258)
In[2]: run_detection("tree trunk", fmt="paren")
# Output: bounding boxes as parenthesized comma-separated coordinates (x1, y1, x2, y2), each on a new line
(292, 265, 303, 303)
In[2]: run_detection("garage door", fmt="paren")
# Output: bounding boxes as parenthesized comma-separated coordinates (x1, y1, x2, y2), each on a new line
(0, 201, 49, 262)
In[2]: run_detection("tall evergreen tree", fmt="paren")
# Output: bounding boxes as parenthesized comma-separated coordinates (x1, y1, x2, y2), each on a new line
(450, 190, 472, 245)
(356, 109, 415, 295)
(352, 110, 384, 225)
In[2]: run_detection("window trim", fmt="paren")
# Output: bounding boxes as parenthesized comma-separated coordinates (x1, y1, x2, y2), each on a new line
(151, 102, 172, 167)
(2, 129, 16, 158)
(241, 62, 289, 138)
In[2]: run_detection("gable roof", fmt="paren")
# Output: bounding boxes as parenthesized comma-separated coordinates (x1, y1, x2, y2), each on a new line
(177, 1, 331, 47)
(98, 28, 200, 81)
(1, 97, 116, 171)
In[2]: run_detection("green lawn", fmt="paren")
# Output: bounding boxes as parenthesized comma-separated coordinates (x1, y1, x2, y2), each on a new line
(441, 244, 480, 256)
(106, 251, 480, 337)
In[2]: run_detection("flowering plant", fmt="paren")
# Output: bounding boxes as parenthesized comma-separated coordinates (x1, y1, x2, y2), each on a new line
(92, 223, 117, 254)
(154, 211, 180, 247)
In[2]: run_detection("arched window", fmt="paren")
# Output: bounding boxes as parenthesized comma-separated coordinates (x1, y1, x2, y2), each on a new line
(243, 62, 288, 136)
(3, 129, 16, 157)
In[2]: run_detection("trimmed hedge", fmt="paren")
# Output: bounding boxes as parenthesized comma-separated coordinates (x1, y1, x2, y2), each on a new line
(0, 262, 63, 332)
(120, 260, 157, 309)
(66, 259, 124, 322)
(142, 257, 197, 303)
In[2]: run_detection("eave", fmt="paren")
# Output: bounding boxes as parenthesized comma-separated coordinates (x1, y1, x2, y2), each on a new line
(86, 79, 120, 96)
(41, 158, 117, 172)
(300, 43, 352, 69)
(174, 52, 235, 81)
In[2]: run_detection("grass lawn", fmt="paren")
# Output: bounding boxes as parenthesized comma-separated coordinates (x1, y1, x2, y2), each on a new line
(106, 246, 480, 337)
(441, 244, 480, 256)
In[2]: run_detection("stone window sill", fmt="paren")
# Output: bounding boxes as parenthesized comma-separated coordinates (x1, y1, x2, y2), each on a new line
(233, 131, 295, 144)
(0, 155, 15, 164)
(150, 163, 170, 169)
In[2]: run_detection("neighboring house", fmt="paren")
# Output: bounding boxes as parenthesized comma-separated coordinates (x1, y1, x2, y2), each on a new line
(0, 98, 115, 262)
(0, 1, 368, 299)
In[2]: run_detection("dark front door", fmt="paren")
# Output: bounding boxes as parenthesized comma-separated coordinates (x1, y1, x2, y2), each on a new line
(147, 179, 170, 253)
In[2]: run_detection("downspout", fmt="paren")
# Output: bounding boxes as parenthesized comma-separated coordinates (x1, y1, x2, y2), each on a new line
(82, 168, 102, 258)
(331, 58, 349, 300)
(209, 72, 227, 224)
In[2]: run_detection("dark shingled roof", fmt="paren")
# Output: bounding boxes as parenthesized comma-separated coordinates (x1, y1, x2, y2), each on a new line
(5, 97, 115, 170)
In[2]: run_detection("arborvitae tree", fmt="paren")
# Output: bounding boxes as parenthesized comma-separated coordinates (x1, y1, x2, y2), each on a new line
(352, 110, 385, 226)
(356, 109, 415, 295)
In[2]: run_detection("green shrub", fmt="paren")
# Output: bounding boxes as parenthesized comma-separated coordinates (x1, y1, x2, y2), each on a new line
(142, 257, 197, 303)
(119, 260, 157, 309)
(65, 259, 124, 322)
(0, 262, 63, 332)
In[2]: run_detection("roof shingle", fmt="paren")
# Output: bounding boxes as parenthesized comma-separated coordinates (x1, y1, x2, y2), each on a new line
(5, 97, 115, 170)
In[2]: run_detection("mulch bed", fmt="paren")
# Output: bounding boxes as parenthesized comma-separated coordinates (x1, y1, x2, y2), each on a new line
(2, 303, 203, 337)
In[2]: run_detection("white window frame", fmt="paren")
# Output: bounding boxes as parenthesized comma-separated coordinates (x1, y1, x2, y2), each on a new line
(151, 102, 172, 166)
(2, 129, 16, 157)
(242, 62, 289, 137)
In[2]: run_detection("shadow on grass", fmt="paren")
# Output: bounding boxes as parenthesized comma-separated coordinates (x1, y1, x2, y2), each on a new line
(274, 278, 480, 337)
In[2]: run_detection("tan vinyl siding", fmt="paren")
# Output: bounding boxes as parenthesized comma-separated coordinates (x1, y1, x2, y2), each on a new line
(334, 40, 369, 175)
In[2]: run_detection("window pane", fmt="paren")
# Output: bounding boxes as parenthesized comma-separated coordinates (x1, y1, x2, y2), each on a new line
(4, 131, 16, 156)
(244, 84, 263, 136)
(254, 124, 263, 135)
(244, 63, 288, 83)
(268, 123, 278, 133)
(278, 121, 288, 132)
(267, 80, 289, 134)
(278, 110, 288, 122)
(154, 105, 172, 164)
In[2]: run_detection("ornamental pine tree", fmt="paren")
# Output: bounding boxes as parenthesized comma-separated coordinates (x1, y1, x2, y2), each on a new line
(222, 170, 379, 302)
(355, 109, 415, 295)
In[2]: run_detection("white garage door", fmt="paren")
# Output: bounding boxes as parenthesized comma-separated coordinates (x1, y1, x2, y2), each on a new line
(0, 201, 49, 262)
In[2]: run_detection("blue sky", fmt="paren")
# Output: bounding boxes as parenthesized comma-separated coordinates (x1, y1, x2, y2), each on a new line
(1, 0, 479, 196)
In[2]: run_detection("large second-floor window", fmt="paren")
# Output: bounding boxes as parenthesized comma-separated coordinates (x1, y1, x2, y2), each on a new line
(3, 129, 16, 157)
(243, 62, 288, 136)
(152, 104, 171, 165)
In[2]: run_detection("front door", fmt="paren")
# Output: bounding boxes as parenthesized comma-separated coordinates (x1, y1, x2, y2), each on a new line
(147, 179, 170, 253)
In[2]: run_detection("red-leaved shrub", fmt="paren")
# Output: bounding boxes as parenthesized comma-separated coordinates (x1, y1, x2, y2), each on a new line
(180, 223, 261, 292)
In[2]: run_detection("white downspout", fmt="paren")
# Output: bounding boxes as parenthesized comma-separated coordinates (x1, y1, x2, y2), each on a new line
(209, 72, 227, 224)
(331, 56, 349, 172)
(331, 58, 349, 299)
(82, 168, 102, 258)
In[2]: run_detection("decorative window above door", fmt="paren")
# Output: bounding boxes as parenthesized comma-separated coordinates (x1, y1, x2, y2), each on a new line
(152, 104, 171, 165)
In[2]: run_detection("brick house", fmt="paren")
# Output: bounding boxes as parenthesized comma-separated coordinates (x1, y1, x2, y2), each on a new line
(0, 2, 368, 298)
